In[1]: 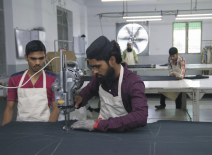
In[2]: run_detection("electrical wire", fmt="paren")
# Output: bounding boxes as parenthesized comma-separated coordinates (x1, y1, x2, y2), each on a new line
(99, 16, 103, 35)
(0, 57, 60, 89)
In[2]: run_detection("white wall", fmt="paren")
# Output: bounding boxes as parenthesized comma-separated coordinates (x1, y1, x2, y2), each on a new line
(4, 0, 88, 74)
(87, 2, 212, 55)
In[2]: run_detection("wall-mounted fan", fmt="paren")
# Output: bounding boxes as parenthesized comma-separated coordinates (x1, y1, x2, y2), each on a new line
(117, 23, 149, 55)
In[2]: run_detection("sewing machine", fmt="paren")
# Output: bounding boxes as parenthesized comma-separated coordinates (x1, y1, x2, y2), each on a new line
(52, 49, 84, 130)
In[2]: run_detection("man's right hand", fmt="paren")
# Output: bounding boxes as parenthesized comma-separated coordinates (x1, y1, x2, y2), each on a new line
(74, 95, 82, 108)
(169, 73, 175, 76)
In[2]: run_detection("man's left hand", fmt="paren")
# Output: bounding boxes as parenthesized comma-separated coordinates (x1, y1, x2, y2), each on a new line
(176, 76, 183, 80)
(135, 60, 138, 63)
(71, 120, 96, 131)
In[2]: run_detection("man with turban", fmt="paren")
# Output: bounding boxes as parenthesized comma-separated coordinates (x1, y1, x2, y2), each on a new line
(155, 47, 186, 110)
(71, 36, 148, 132)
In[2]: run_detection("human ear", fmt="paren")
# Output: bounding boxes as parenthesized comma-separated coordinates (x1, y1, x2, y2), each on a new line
(24, 54, 28, 61)
(109, 56, 116, 67)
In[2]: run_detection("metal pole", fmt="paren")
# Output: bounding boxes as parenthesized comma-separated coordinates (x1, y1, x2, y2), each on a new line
(53, 40, 74, 73)
(191, 0, 192, 13)
(60, 49, 63, 72)
(97, 9, 212, 16)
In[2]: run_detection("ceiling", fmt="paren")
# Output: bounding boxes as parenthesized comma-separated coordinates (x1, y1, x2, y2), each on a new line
(74, 0, 212, 7)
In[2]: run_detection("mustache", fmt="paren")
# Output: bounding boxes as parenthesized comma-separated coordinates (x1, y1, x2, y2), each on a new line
(97, 74, 103, 77)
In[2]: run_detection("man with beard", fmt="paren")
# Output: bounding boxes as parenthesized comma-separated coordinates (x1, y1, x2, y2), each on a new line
(71, 36, 148, 132)
(1, 40, 59, 126)
(122, 42, 138, 65)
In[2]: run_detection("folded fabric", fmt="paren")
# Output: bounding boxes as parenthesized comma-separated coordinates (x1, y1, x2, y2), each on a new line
(184, 75, 209, 79)
(127, 64, 156, 68)
(160, 63, 168, 66)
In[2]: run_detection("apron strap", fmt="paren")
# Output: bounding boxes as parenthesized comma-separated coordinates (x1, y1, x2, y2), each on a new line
(43, 70, 46, 88)
(118, 65, 124, 97)
(19, 70, 28, 87)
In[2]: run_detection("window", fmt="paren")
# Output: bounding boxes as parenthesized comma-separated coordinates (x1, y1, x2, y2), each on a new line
(188, 22, 202, 53)
(0, 0, 6, 77)
(57, 6, 73, 51)
(173, 22, 202, 54)
(173, 23, 186, 53)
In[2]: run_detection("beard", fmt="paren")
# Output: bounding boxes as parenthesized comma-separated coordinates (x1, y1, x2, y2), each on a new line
(127, 48, 132, 52)
(97, 65, 115, 89)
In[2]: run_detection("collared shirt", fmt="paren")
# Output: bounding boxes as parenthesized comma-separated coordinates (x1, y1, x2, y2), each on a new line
(168, 55, 186, 77)
(78, 63, 148, 132)
(7, 70, 57, 108)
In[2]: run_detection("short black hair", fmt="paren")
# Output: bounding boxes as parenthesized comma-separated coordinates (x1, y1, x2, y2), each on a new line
(25, 40, 46, 56)
(169, 47, 178, 55)
(102, 40, 122, 64)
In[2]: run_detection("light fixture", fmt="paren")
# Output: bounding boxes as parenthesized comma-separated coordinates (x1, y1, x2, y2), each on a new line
(176, 17, 212, 20)
(123, 15, 162, 19)
(126, 18, 162, 22)
(102, 0, 141, 1)
(102, 0, 162, 1)
(177, 13, 212, 17)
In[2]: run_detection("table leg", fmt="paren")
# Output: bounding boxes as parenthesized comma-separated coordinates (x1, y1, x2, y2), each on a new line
(193, 89, 200, 122)
(181, 92, 187, 110)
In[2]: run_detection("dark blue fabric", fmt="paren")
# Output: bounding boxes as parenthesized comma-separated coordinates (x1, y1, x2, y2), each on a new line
(1, 120, 212, 155)
(84, 75, 178, 81)
(127, 64, 156, 68)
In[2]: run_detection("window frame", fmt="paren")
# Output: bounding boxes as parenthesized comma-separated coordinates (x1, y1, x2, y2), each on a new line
(0, 0, 7, 77)
(172, 21, 202, 54)
(57, 6, 73, 51)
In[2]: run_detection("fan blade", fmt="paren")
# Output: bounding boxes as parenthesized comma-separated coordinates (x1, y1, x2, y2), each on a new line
(136, 38, 147, 42)
(133, 42, 139, 52)
(118, 37, 130, 41)
(134, 27, 142, 38)
(126, 27, 132, 36)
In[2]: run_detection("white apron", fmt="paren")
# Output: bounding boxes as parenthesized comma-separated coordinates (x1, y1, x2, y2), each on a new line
(161, 64, 181, 101)
(17, 70, 50, 122)
(125, 51, 135, 65)
(98, 65, 128, 120)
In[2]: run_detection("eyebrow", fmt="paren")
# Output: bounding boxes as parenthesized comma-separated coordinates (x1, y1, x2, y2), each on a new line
(89, 65, 101, 68)
(29, 56, 45, 59)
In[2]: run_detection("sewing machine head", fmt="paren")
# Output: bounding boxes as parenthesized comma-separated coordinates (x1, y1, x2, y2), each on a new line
(51, 49, 84, 130)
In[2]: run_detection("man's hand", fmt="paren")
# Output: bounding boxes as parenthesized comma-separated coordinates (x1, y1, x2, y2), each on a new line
(135, 60, 138, 63)
(71, 120, 96, 131)
(74, 95, 82, 108)
(169, 73, 175, 76)
(176, 76, 183, 80)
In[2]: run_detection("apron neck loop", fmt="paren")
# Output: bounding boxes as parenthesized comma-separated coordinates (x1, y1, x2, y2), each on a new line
(19, 70, 46, 88)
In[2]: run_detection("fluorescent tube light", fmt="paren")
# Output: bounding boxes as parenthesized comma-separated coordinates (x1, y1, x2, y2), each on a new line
(176, 17, 212, 20)
(102, 0, 140, 1)
(126, 18, 162, 22)
(177, 13, 212, 17)
(123, 16, 162, 19)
